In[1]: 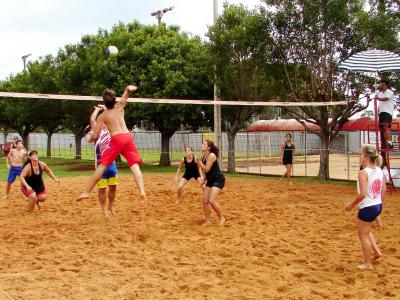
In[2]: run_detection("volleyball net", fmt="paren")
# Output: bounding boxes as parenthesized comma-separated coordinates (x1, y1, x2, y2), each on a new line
(0, 92, 348, 107)
(0, 91, 374, 181)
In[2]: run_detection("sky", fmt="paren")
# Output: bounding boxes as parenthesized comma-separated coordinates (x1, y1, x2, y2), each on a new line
(0, 0, 262, 79)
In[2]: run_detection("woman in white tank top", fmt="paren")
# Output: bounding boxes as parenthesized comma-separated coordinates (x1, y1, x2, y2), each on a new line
(345, 145, 386, 270)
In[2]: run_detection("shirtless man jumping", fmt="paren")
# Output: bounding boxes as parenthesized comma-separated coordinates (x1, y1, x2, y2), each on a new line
(3, 140, 27, 199)
(76, 85, 146, 208)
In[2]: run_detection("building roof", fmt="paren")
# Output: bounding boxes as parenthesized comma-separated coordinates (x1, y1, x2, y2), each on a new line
(247, 117, 400, 132)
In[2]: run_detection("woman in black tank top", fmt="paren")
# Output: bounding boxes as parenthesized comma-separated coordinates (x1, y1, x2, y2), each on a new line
(20, 151, 60, 212)
(175, 147, 203, 204)
(280, 133, 295, 185)
(195, 140, 225, 225)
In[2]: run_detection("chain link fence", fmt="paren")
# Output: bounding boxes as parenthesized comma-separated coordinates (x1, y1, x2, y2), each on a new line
(0, 130, 375, 181)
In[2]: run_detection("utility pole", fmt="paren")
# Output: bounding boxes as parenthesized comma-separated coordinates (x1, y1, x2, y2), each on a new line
(21, 53, 32, 70)
(213, 0, 223, 166)
(151, 6, 175, 26)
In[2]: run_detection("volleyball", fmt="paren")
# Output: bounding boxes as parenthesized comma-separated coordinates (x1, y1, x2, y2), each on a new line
(105, 45, 118, 57)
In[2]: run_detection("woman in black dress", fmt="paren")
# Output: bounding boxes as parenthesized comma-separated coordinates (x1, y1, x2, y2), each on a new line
(175, 146, 204, 203)
(20, 151, 60, 212)
(196, 140, 225, 225)
(280, 133, 295, 185)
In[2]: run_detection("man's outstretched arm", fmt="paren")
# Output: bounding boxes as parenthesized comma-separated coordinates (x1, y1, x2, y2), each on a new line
(117, 85, 137, 108)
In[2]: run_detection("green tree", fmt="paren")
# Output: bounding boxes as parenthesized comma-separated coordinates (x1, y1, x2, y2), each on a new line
(0, 56, 66, 154)
(23, 56, 65, 156)
(0, 22, 214, 164)
(0, 72, 43, 148)
(365, 0, 400, 112)
(53, 22, 212, 164)
(263, 0, 399, 180)
(55, 41, 99, 159)
(112, 24, 213, 166)
(208, 4, 275, 172)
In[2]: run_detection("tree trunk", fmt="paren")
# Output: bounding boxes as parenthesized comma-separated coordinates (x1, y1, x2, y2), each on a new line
(22, 133, 29, 149)
(75, 134, 83, 160)
(1, 132, 6, 155)
(378, 0, 385, 15)
(318, 134, 330, 180)
(46, 133, 52, 157)
(227, 130, 236, 173)
(159, 132, 173, 166)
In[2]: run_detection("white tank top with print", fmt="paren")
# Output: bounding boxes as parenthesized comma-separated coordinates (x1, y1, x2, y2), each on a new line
(357, 167, 384, 209)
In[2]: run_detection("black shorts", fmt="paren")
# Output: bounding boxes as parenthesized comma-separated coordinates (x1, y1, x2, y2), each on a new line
(379, 112, 392, 129)
(206, 175, 225, 189)
(283, 158, 293, 165)
(183, 171, 200, 181)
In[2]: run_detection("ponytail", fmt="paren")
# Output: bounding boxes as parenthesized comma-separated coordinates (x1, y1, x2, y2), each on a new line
(205, 139, 220, 157)
(361, 144, 382, 167)
(374, 154, 383, 168)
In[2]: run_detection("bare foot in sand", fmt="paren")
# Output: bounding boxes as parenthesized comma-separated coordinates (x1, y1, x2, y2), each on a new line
(108, 207, 116, 216)
(134, 194, 147, 211)
(372, 253, 382, 261)
(76, 192, 90, 202)
(139, 193, 147, 208)
(102, 208, 109, 218)
(2, 195, 8, 200)
(289, 182, 293, 186)
(218, 216, 225, 225)
(202, 220, 212, 226)
(175, 197, 180, 204)
(375, 216, 383, 227)
(357, 263, 373, 270)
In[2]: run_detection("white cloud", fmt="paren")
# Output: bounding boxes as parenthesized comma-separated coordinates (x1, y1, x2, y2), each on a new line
(0, 0, 262, 79)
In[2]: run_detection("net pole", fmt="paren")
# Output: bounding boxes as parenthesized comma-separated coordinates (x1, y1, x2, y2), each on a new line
(213, 0, 223, 167)
(292, 131, 295, 176)
(305, 131, 308, 177)
(259, 133, 262, 174)
(268, 133, 271, 158)
(246, 131, 249, 174)
(346, 132, 350, 180)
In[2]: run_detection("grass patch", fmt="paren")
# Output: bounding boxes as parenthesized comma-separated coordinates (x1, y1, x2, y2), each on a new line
(0, 157, 354, 187)
(0, 157, 176, 182)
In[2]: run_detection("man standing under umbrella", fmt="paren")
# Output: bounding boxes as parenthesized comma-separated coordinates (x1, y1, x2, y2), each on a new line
(377, 79, 395, 150)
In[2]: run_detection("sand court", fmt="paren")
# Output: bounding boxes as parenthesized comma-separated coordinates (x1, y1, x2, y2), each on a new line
(0, 174, 399, 299)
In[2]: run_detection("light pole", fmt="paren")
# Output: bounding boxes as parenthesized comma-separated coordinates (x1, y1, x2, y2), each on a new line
(213, 0, 222, 166)
(151, 6, 175, 26)
(21, 53, 32, 70)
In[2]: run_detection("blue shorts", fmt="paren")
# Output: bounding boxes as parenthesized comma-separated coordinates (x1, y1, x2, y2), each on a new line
(358, 204, 382, 222)
(7, 166, 23, 184)
(102, 161, 117, 179)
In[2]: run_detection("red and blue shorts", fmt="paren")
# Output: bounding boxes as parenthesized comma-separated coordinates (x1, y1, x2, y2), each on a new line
(21, 185, 47, 201)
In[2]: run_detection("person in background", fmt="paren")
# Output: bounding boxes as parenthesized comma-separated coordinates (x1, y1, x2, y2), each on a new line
(175, 146, 203, 204)
(20, 150, 60, 212)
(3, 140, 27, 199)
(280, 133, 295, 185)
(377, 79, 395, 150)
